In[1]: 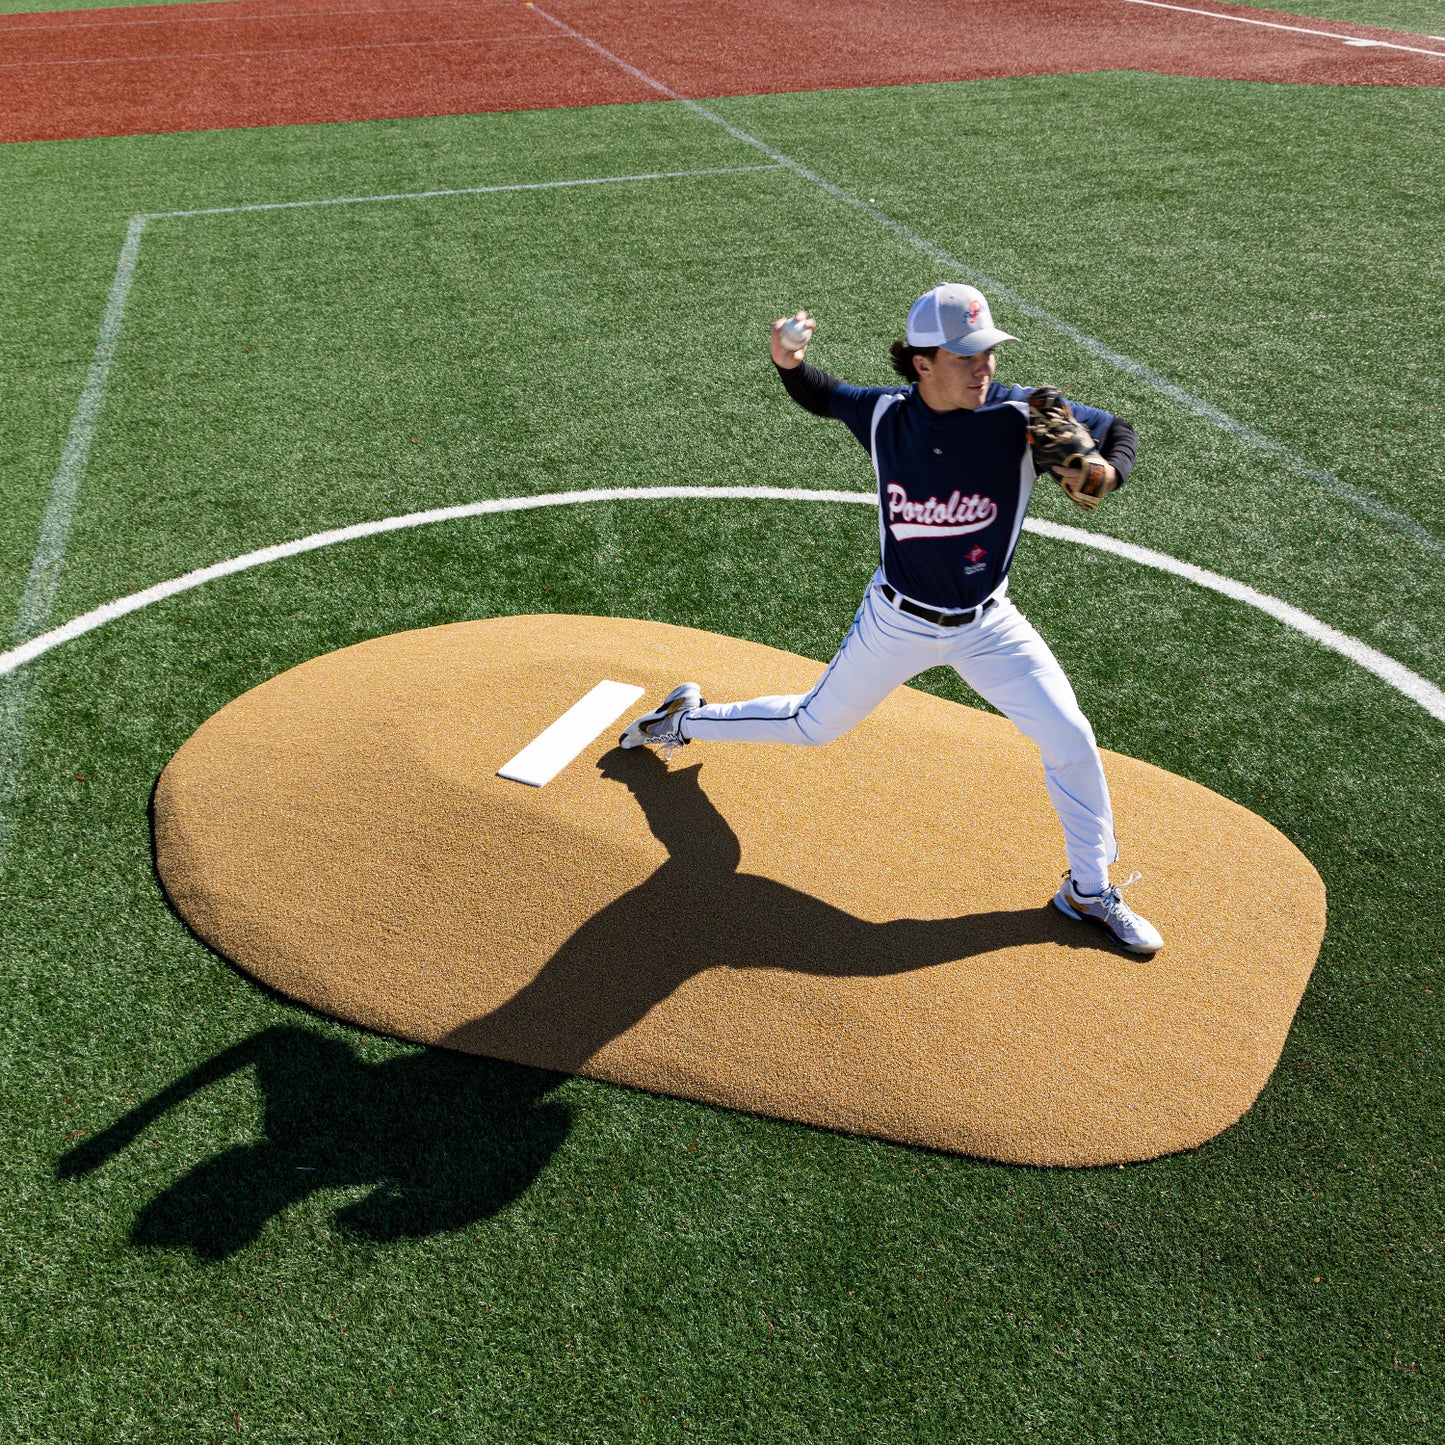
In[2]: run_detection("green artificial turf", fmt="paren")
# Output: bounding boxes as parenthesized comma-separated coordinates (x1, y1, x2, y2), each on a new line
(2, 77, 1442, 1442)
(6, 80, 1443, 679)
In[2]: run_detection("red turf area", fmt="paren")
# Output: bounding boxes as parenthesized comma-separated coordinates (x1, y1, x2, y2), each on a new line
(1, 0, 1441, 143)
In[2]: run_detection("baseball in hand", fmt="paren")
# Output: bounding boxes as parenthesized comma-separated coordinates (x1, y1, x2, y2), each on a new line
(779, 316, 812, 350)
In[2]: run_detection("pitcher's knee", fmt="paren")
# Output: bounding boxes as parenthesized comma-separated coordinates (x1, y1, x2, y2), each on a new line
(794, 718, 850, 746)
(794, 706, 860, 746)
(1040, 712, 1099, 768)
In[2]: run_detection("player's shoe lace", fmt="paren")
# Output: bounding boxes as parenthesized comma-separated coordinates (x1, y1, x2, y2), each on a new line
(1093, 872, 1147, 925)
(654, 731, 688, 762)
(619, 683, 704, 759)
(1053, 870, 1164, 954)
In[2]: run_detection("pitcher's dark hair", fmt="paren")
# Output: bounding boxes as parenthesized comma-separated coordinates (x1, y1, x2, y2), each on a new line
(889, 340, 938, 382)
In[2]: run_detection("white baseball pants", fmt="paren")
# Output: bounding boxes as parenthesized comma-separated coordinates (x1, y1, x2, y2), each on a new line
(679, 583, 1118, 893)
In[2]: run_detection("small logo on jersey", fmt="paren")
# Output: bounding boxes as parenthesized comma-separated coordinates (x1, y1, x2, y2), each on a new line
(967, 545, 987, 563)
(886, 484, 997, 541)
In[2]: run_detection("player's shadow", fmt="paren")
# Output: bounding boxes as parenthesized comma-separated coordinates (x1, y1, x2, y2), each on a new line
(444, 746, 1093, 1070)
(56, 1026, 569, 1261)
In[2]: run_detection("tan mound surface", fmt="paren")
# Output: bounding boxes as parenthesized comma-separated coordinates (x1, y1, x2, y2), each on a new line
(154, 615, 1325, 1165)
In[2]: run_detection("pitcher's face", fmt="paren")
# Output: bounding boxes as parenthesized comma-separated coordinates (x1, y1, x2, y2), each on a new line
(916, 346, 996, 411)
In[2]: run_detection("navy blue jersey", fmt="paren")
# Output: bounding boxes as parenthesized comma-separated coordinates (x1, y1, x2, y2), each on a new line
(823, 380, 1115, 611)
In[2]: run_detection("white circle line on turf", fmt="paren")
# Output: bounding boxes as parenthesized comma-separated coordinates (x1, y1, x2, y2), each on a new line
(0, 485, 1441, 724)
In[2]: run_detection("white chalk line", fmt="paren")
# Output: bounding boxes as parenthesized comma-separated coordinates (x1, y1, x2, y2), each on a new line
(1120, 1, 1445, 59)
(1, 230, 139, 855)
(10, 217, 146, 649)
(1, 486, 1441, 728)
(0, 163, 781, 864)
(529, 4, 1445, 558)
(5, 164, 776, 649)
(0, 215, 148, 854)
(149, 164, 780, 220)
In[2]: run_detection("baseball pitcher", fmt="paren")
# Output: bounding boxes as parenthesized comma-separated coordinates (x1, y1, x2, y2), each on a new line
(620, 283, 1163, 954)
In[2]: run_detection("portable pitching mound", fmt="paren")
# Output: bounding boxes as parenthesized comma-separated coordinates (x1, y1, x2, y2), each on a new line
(153, 614, 1326, 1166)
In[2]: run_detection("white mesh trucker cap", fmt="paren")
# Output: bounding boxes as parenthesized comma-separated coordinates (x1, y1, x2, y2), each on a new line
(906, 283, 1019, 356)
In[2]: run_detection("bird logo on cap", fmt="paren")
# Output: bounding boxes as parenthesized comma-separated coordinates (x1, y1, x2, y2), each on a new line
(966, 298, 983, 324)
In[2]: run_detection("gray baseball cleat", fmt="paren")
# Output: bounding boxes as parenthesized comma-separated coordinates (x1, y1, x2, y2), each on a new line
(619, 683, 704, 756)
(1053, 871, 1164, 954)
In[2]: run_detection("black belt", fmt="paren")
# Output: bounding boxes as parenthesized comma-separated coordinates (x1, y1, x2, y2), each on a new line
(880, 583, 996, 628)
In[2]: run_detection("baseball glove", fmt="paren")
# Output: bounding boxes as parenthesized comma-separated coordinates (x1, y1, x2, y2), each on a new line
(1027, 385, 1111, 513)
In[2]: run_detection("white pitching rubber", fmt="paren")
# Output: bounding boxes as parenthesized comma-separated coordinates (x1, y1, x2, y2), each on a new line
(497, 679, 646, 788)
